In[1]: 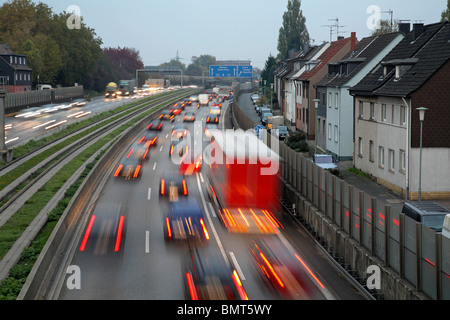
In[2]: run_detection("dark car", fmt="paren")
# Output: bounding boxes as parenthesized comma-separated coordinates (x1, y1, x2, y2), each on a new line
(274, 126, 289, 140)
(172, 124, 188, 139)
(159, 109, 175, 122)
(169, 139, 188, 158)
(171, 105, 183, 115)
(159, 172, 188, 199)
(206, 114, 220, 124)
(164, 198, 209, 244)
(402, 201, 450, 232)
(184, 112, 196, 122)
(182, 98, 192, 106)
(138, 132, 158, 147)
(183, 248, 248, 300)
(147, 119, 163, 131)
(114, 142, 149, 180)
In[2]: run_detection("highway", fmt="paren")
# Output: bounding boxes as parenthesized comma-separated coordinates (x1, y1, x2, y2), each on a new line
(3, 91, 161, 148)
(49, 94, 366, 301)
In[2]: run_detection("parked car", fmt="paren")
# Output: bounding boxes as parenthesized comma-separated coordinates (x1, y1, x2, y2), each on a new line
(274, 126, 289, 140)
(401, 201, 450, 232)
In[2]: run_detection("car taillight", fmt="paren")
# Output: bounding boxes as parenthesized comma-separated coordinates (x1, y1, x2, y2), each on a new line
(232, 270, 248, 300)
(200, 218, 209, 240)
(186, 272, 198, 300)
(182, 180, 188, 195)
(114, 164, 123, 177)
(133, 165, 141, 178)
(170, 145, 174, 155)
(161, 179, 165, 195)
(166, 217, 172, 238)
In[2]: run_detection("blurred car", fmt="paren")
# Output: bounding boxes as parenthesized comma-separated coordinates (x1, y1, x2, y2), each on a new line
(189, 95, 199, 102)
(184, 112, 196, 122)
(204, 124, 219, 140)
(159, 172, 188, 200)
(274, 126, 289, 140)
(180, 151, 202, 175)
(169, 139, 188, 158)
(138, 132, 158, 148)
(164, 198, 209, 244)
(147, 119, 163, 131)
(209, 107, 221, 115)
(206, 114, 220, 124)
(250, 238, 311, 300)
(212, 102, 222, 108)
(114, 143, 149, 180)
(159, 109, 175, 122)
(172, 124, 188, 139)
(183, 249, 248, 300)
(182, 98, 192, 106)
(262, 113, 273, 126)
(171, 105, 183, 115)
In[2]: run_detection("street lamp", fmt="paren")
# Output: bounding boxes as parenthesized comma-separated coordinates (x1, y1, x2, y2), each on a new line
(314, 99, 320, 155)
(417, 107, 428, 201)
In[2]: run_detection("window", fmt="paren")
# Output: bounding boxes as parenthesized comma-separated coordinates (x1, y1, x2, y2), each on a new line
(379, 146, 385, 168)
(381, 104, 387, 122)
(370, 103, 375, 120)
(335, 93, 339, 109)
(322, 92, 326, 106)
(328, 93, 332, 108)
(334, 125, 338, 143)
(369, 141, 375, 162)
(389, 149, 395, 172)
(400, 106, 406, 125)
(399, 150, 406, 174)
(359, 101, 364, 118)
(358, 138, 363, 157)
(328, 123, 332, 140)
(391, 105, 395, 124)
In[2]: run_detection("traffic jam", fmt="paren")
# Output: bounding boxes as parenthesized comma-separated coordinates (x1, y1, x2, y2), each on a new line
(76, 87, 329, 300)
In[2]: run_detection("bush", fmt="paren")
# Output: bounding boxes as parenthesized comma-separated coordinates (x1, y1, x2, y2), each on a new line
(285, 132, 309, 152)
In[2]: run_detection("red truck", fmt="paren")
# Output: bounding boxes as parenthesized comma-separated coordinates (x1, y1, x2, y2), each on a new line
(206, 130, 282, 234)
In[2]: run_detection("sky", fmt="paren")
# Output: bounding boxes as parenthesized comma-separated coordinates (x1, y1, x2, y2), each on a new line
(6, 0, 447, 70)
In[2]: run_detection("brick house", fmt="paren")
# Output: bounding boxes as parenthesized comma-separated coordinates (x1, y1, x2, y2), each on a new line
(0, 44, 33, 93)
(349, 22, 450, 200)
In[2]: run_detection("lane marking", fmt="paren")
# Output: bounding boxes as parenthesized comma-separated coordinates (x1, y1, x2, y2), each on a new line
(145, 231, 150, 253)
(196, 173, 229, 267)
(148, 188, 152, 200)
(229, 252, 246, 281)
(153, 162, 157, 171)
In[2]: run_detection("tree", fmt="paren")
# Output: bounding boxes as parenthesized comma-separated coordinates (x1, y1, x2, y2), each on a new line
(442, 0, 450, 22)
(260, 55, 278, 86)
(103, 47, 145, 81)
(371, 19, 398, 36)
(277, 0, 310, 61)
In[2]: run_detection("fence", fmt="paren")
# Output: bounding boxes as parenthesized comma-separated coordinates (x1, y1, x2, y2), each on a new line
(232, 85, 449, 300)
(5, 86, 84, 112)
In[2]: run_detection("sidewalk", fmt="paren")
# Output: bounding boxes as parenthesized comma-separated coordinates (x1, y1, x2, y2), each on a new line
(237, 92, 450, 212)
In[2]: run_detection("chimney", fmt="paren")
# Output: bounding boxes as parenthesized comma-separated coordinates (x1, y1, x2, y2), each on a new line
(351, 32, 357, 52)
(399, 22, 411, 34)
(413, 23, 424, 40)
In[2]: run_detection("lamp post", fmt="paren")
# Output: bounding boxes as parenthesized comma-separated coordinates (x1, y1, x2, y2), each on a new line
(416, 107, 428, 201)
(314, 99, 320, 155)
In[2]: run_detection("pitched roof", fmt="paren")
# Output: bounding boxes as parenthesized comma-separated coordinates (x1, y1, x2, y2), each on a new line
(350, 22, 450, 97)
(315, 32, 403, 88)
(296, 37, 352, 81)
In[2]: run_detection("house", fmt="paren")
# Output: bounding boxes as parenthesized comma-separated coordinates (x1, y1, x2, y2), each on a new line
(293, 34, 355, 140)
(315, 31, 404, 160)
(0, 44, 33, 93)
(349, 22, 450, 200)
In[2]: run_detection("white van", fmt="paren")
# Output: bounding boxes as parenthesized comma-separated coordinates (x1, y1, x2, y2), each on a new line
(443, 214, 450, 238)
(36, 84, 52, 90)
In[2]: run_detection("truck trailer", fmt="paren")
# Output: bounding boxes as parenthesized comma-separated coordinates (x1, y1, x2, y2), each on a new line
(206, 130, 282, 234)
(118, 79, 137, 96)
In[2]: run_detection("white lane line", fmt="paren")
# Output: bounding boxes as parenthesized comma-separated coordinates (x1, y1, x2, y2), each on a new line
(207, 202, 216, 218)
(145, 231, 150, 253)
(229, 252, 246, 281)
(147, 188, 152, 200)
(199, 172, 204, 183)
(153, 162, 157, 171)
(159, 146, 164, 152)
(196, 173, 229, 267)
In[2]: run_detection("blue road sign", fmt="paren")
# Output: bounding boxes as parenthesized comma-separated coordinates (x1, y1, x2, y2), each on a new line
(254, 125, 264, 141)
(210, 65, 237, 78)
(238, 65, 253, 78)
